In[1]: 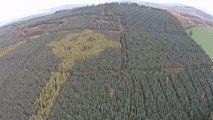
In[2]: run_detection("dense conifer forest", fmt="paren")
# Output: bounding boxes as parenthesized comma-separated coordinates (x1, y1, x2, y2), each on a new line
(0, 3, 213, 120)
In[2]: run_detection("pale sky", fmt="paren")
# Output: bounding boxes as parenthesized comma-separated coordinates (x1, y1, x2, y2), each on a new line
(0, 0, 212, 25)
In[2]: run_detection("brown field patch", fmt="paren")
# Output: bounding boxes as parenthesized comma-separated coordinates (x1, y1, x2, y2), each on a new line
(16, 21, 61, 37)
(170, 10, 213, 28)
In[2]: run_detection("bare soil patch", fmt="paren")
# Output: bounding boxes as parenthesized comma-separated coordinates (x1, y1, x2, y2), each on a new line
(16, 21, 61, 37)
(119, 16, 126, 32)
(170, 10, 213, 28)
(119, 24, 126, 32)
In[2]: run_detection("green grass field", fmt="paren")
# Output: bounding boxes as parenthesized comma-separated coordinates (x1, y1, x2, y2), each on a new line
(187, 27, 213, 60)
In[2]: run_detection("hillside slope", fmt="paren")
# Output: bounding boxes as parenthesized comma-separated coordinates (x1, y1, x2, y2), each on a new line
(167, 5, 213, 20)
(170, 10, 213, 28)
(138, 2, 213, 28)
(0, 3, 213, 120)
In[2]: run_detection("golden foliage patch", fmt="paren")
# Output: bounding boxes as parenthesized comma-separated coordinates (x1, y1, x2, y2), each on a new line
(0, 40, 26, 57)
(29, 29, 120, 120)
